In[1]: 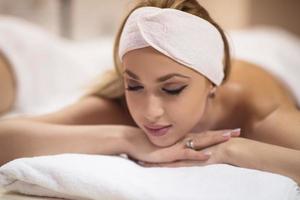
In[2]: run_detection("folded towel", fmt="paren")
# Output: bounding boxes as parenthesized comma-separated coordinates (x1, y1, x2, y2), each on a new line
(0, 154, 299, 200)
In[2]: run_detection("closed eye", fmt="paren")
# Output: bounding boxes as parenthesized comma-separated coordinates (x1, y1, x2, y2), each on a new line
(125, 85, 143, 91)
(125, 85, 188, 95)
(162, 85, 188, 95)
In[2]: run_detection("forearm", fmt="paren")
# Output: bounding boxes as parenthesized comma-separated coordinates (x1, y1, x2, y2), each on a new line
(226, 138, 300, 184)
(0, 120, 131, 166)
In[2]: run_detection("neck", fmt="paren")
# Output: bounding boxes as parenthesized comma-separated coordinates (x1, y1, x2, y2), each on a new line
(192, 85, 243, 132)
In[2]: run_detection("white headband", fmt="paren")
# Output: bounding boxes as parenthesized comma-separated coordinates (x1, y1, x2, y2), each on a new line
(119, 7, 225, 85)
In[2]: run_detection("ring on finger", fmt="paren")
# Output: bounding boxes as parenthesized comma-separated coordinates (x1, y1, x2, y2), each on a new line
(185, 139, 195, 149)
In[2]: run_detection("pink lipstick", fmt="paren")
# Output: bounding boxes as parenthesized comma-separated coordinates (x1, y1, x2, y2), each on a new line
(144, 125, 172, 137)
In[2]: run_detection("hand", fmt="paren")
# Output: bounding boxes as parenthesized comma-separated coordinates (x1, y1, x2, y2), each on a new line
(137, 128, 241, 167)
(123, 126, 210, 163)
(123, 126, 240, 165)
(182, 128, 241, 150)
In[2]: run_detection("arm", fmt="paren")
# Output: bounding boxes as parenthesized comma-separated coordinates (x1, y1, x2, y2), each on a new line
(7, 95, 136, 126)
(226, 106, 300, 184)
(140, 106, 300, 185)
(0, 95, 137, 166)
(225, 137, 300, 184)
(140, 135, 300, 186)
(0, 120, 132, 166)
(0, 94, 209, 166)
(243, 105, 300, 150)
(0, 115, 214, 167)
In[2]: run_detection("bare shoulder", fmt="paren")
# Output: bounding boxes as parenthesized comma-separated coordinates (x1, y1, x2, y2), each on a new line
(230, 59, 297, 121)
(11, 95, 137, 126)
(244, 104, 300, 149)
(0, 52, 15, 115)
(229, 59, 299, 142)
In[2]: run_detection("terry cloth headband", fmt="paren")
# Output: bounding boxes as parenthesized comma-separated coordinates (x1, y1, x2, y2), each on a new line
(119, 6, 225, 86)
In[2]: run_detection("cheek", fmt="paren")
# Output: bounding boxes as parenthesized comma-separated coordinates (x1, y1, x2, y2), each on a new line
(124, 93, 144, 123)
(159, 94, 206, 145)
(172, 93, 206, 124)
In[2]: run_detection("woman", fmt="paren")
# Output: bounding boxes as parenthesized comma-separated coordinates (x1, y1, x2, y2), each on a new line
(0, 0, 299, 185)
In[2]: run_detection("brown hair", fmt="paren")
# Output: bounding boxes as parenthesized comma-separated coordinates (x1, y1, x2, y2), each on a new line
(86, 0, 231, 100)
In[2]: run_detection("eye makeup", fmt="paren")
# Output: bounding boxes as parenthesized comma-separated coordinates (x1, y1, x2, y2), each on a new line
(125, 80, 188, 95)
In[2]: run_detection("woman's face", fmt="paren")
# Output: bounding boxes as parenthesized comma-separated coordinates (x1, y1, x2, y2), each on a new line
(122, 47, 211, 147)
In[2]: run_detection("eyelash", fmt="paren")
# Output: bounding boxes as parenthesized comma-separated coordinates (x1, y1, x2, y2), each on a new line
(125, 85, 188, 95)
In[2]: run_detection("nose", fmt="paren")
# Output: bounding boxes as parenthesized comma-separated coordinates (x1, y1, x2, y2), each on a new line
(144, 95, 164, 122)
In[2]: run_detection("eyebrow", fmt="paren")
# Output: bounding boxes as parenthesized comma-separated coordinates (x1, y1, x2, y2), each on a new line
(123, 69, 190, 82)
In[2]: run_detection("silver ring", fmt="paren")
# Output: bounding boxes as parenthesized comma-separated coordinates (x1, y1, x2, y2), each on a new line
(185, 139, 194, 149)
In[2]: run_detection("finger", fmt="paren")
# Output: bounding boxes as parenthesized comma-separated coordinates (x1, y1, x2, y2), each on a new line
(185, 128, 241, 150)
(230, 128, 241, 137)
(186, 132, 229, 150)
(166, 160, 207, 167)
(179, 149, 211, 161)
(141, 160, 206, 168)
(127, 155, 139, 163)
(140, 149, 210, 166)
(138, 161, 160, 167)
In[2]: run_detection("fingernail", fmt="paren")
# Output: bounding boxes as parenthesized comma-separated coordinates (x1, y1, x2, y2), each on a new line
(231, 128, 241, 135)
(222, 131, 231, 137)
(203, 151, 212, 156)
(138, 161, 145, 165)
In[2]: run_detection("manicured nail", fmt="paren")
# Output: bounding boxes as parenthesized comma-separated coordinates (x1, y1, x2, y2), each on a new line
(138, 161, 145, 165)
(222, 131, 231, 137)
(203, 151, 212, 156)
(231, 128, 241, 136)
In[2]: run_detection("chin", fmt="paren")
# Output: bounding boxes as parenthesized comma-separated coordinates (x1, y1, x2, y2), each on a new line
(141, 124, 186, 147)
(148, 135, 180, 148)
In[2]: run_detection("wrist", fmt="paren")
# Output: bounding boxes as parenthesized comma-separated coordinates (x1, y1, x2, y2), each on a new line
(91, 125, 133, 155)
(118, 125, 138, 155)
(223, 137, 242, 165)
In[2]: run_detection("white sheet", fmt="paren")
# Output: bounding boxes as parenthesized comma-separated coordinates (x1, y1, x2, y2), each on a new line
(0, 154, 299, 200)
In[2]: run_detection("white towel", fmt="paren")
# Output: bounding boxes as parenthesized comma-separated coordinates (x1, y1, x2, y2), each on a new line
(0, 154, 299, 200)
(0, 16, 114, 119)
(228, 26, 300, 108)
(119, 7, 225, 85)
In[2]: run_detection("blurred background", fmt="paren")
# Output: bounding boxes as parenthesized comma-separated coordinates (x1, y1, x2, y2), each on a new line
(0, 0, 299, 41)
(0, 0, 300, 118)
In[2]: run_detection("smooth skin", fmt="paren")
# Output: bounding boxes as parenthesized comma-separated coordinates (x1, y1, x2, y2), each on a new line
(122, 47, 300, 184)
(0, 52, 15, 115)
(0, 47, 299, 184)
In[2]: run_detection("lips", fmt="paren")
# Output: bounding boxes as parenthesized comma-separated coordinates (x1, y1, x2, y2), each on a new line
(144, 124, 172, 137)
